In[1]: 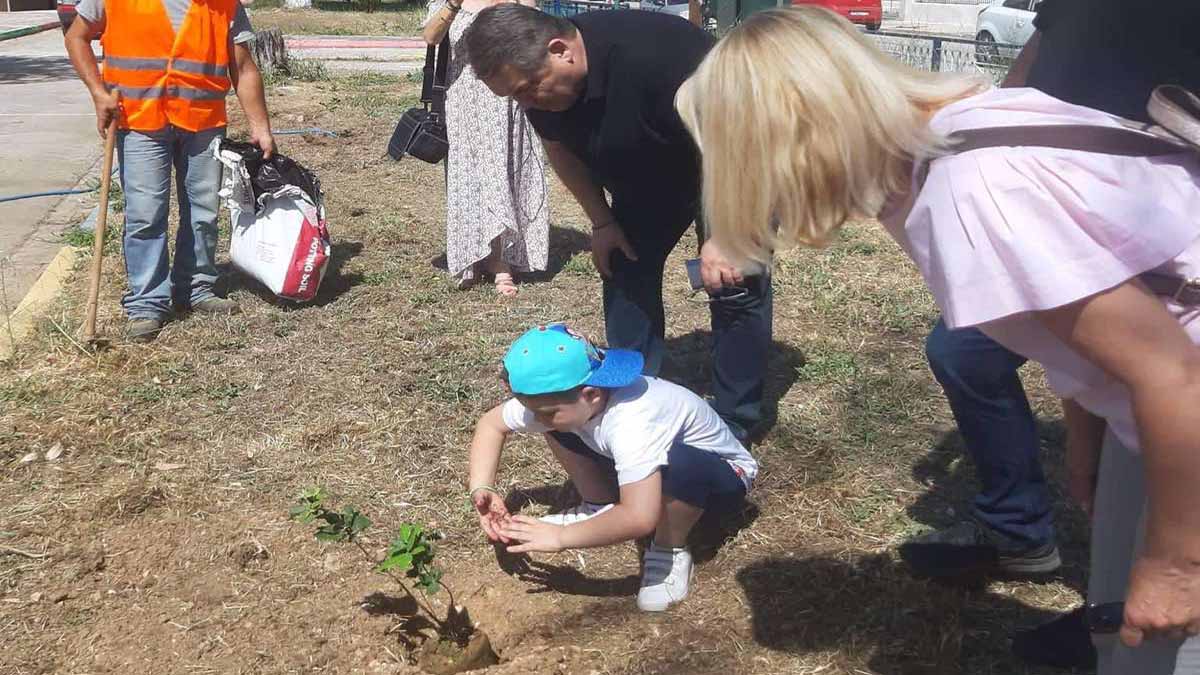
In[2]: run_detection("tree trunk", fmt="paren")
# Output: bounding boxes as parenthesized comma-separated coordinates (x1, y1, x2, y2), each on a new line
(250, 28, 288, 75)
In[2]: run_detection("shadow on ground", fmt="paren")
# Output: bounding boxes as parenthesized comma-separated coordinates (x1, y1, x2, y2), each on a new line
(739, 553, 1070, 675)
(903, 421, 1091, 594)
(661, 331, 807, 440)
(495, 482, 759, 596)
(0, 55, 77, 85)
(430, 225, 591, 286)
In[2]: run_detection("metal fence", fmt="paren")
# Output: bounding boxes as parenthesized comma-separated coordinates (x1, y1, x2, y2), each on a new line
(539, 0, 630, 17)
(533, 2, 1021, 82)
(867, 31, 1019, 83)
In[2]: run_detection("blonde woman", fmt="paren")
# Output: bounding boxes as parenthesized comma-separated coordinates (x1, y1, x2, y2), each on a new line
(422, 0, 548, 296)
(676, 7, 1200, 674)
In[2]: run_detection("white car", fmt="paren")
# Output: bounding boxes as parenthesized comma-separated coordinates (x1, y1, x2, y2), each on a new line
(975, 0, 1040, 63)
(640, 0, 691, 20)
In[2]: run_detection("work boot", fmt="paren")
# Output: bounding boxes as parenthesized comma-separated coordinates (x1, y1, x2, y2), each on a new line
(191, 297, 241, 316)
(899, 519, 1061, 580)
(127, 317, 163, 343)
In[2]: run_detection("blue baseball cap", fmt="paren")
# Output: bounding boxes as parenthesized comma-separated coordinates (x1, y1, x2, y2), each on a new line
(503, 324, 644, 396)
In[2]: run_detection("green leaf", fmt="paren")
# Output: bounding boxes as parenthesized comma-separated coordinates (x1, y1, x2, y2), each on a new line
(345, 509, 371, 534)
(379, 552, 413, 572)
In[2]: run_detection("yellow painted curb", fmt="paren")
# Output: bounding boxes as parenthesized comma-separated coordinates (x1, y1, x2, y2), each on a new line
(1, 246, 80, 362)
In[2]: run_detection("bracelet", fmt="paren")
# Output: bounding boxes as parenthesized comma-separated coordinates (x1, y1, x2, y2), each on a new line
(468, 485, 500, 503)
(446, 1, 462, 11)
(592, 220, 615, 231)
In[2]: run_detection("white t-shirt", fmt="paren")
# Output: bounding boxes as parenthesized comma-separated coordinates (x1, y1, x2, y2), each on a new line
(501, 376, 758, 491)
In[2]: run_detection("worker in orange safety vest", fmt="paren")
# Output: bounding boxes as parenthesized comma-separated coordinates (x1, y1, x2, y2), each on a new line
(65, 0, 275, 343)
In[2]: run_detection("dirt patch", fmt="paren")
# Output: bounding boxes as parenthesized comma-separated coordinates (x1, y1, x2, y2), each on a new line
(249, 6, 426, 37)
(0, 71, 1087, 674)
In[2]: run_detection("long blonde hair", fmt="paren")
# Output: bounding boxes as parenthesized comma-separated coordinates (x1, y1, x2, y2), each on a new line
(676, 7, 986, 264)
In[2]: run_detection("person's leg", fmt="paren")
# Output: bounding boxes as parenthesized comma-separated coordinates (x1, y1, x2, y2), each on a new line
(544, 432, 618, 505)
(656, 443, 747, 547)
(118, 128, 175, 324)
(485, 237, 517, 296)
(697, 220, 774, 441)
(920, 318, 1056, 552)
(602, 212, 690, 377)
(171, 127, 225, 310)
(1090, 431, 1200, 675)
(639, 443, 746, 612)
(708, 272, 773, 441)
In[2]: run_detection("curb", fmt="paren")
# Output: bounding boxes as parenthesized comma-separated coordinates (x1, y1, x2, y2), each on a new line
(1, 246, 79, 363)
(0, 21, 61, 43)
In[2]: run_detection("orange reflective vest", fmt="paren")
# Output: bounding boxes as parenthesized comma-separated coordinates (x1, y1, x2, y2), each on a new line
(101, 0, 236, 132)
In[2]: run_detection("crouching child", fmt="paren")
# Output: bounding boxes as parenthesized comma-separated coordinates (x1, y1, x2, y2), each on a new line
(467, 323, 758, 612)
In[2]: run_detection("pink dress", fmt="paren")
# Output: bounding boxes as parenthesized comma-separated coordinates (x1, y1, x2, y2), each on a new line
(879, 88, 1200, 451)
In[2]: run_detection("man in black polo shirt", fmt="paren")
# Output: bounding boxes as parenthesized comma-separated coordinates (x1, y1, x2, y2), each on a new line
(462, 5, 773, 443)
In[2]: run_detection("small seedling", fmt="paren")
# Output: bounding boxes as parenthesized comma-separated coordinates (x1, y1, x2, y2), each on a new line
(289, 487, 469, 643)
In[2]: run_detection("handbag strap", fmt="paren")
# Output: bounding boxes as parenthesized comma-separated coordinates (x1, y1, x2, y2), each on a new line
(915, 122, 1190, 191)
(430, 34, 450, 117)
(419, 35, 451, 108)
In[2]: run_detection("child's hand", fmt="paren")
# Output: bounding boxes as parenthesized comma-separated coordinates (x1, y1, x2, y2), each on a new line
(473, 489, 513, 543)
(499, 515, 566, 554)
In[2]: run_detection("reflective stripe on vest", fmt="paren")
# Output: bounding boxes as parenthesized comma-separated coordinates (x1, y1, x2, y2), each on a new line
(106, 56, 229, 78)
(100, 0, 235, 132)
(115, 84, 228, 101)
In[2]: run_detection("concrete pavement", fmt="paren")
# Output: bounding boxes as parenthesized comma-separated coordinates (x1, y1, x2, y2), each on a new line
(285, 34, 426, 74)
(0, 9, 59, 41)
(0, 28, 103, 316)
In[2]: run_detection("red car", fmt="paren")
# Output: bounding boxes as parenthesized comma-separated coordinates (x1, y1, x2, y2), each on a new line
(792, 0, 882, 31)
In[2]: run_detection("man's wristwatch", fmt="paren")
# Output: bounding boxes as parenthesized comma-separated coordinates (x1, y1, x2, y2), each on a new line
(447, 1, 462, 11)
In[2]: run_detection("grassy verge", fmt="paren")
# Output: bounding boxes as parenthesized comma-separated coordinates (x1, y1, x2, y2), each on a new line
(249, 4, 426, 36)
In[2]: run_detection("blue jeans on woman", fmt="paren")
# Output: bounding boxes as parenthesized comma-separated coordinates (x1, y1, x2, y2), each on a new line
(117, 125, 225, 320)
(925, 318, 1055, 549)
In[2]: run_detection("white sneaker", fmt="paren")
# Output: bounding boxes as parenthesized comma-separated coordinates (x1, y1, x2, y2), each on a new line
(637, 544, 693, 612)
(539, 502, 614, 526)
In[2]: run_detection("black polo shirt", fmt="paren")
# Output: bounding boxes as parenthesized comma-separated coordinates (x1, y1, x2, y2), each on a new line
(525, 11, 714, 225)
(1028, 0, 1200, 122)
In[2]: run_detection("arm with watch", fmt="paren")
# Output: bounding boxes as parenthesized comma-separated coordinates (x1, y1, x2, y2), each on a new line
(542, 140, 639, 279)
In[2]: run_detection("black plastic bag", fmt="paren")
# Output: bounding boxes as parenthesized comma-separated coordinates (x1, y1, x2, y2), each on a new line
(219, 139, 322, 206)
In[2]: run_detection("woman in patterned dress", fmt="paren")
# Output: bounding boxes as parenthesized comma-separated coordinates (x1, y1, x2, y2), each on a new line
(422, 0, 549, 296)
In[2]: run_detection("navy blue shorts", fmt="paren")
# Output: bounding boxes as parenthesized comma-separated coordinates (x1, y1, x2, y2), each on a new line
(548, 431, 747, 515)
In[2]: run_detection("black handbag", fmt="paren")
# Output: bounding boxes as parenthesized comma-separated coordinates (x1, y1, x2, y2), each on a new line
(388, 35, 450, 163)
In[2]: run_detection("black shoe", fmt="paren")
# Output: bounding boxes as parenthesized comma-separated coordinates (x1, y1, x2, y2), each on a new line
(899, 520, 1062, 580)
(1012, 607, 1097, 671)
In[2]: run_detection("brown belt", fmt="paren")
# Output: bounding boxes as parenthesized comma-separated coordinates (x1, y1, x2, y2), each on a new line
(1139, 272, 1200, 306)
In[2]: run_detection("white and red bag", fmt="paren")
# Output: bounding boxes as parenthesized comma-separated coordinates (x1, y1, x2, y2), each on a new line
(215, 140, 331, 302)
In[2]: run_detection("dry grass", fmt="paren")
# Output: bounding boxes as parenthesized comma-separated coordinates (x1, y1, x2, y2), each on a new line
(0, 71, 1091, 674)
(249, 5, 427, 37)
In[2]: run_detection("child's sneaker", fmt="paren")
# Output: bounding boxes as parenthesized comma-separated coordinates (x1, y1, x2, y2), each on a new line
(539, 501, 613, 526)
(637, 544, 692, 612)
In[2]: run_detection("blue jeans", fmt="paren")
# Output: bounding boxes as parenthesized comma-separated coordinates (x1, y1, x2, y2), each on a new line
(602, 210, 772, 440)
(117, 125, 225, 320)
(925, 318, 1055, 548)
(549, 431, 747, 515)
